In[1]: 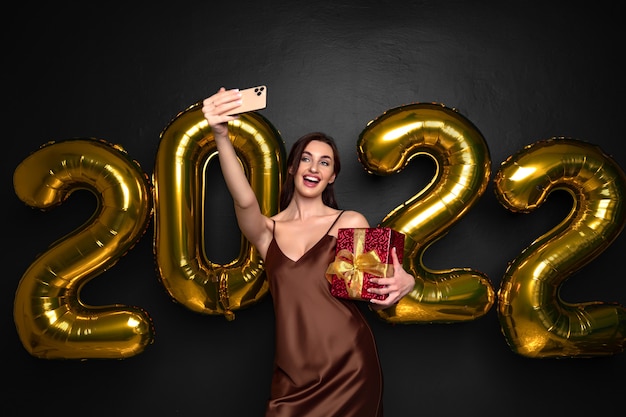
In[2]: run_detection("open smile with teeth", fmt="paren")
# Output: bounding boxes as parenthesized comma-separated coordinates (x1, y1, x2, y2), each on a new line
(304, 175, 320, 185)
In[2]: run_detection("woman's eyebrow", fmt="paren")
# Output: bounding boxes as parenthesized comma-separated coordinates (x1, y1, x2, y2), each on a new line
(302, 150, 331, 159)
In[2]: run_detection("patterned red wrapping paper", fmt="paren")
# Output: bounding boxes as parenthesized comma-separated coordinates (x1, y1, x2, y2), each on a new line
(325, 227, 405, 301)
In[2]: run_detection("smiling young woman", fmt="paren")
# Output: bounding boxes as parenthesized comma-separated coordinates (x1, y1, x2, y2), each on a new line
(202, 87, 415, 417)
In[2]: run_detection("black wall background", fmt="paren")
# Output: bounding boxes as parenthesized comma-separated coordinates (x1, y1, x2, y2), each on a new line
(4, 1, 625, 416)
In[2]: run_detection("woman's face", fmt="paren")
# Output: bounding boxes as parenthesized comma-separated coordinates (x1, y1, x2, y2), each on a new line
(293, 140, 337, 197)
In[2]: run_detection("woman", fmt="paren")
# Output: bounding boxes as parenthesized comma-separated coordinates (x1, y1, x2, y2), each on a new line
(202, 87, 415, 417)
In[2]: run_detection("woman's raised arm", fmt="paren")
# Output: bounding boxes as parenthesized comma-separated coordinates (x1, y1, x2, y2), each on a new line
(201, 87, 272, 256)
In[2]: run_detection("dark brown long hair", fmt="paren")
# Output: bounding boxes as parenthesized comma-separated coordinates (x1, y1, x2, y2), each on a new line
(279, 132, 341, 210)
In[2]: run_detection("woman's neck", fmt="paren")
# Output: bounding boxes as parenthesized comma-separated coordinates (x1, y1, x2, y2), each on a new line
(281, 197, 333, 221)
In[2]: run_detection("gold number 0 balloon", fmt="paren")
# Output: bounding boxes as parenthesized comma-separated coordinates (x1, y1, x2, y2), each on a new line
(495, 137, 626, 358)
(13, 138, 154, 359)
(153, 103, 285, 320)
(358, 103, 495, 323)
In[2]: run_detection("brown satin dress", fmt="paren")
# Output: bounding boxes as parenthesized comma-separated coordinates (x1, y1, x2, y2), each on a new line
(263, 212, 384, 417)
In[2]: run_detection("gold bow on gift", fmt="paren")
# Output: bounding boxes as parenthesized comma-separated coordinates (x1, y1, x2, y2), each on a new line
(325, 229, 393, 298)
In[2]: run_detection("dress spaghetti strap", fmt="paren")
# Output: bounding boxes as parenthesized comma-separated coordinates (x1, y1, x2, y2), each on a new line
(326, 210, 345, 234)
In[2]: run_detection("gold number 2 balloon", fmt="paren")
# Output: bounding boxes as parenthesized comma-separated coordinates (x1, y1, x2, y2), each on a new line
(13, 138, 154, 359)
(358, 103, 495, 323)
(495, 137, 626, 358)
(153, 103, 285, 320)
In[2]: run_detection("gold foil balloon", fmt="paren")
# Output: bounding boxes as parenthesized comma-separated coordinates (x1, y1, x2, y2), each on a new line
(13, 138, 154, 359)
(494, 137, 626, 358)
(358, 103, 495, 323)
(153, 102, 285, 320)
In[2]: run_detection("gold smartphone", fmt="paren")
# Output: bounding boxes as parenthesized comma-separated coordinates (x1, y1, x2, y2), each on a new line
(224, 85, 267, 115)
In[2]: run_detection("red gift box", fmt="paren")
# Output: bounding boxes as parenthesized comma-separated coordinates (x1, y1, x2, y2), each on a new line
(326, 227, 405, 301)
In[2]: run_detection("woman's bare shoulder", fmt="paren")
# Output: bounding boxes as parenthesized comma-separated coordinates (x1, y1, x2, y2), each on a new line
(336, 209, 370, 229)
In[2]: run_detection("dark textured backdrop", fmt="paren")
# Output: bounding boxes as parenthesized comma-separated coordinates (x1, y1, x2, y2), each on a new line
(4, 1, 625, 416)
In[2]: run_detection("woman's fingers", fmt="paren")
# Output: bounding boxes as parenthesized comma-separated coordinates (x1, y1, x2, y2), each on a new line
(203, 88, 242, 115)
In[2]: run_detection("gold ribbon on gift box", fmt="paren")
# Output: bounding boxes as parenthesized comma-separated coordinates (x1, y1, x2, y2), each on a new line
(325, 229, 393, 298)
